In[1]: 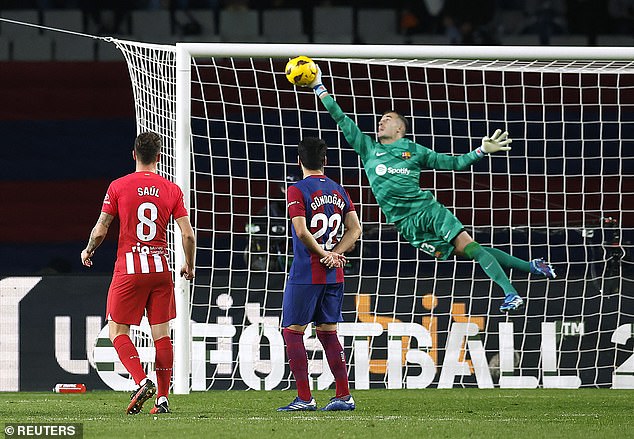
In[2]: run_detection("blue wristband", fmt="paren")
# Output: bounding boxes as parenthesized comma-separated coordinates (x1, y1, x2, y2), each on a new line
(313, 84, 327, 97)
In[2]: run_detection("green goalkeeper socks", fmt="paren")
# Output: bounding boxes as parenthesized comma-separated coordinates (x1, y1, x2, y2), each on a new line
(463, 242, 517, 295)
(482, 247, 531, 273)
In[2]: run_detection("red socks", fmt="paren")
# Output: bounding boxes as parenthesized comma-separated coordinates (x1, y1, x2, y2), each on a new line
(112, 334, 172, 398)
(112, 334, 147, 386)
(153, 336, 173, 399)
(317, 329, 350, 399)
(282, 328, 311, 401)
(283, 328, 351, 400)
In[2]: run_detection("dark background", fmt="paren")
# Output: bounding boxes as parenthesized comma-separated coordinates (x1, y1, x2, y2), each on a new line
(0, 61, 136, 275)
(1, 1, 633, 276)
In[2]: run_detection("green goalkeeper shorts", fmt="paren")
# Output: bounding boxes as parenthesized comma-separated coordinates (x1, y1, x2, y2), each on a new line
(394, 199, 464, 260)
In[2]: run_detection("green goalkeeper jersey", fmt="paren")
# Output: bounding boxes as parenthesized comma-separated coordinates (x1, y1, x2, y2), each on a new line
(321, 94, 483, 224)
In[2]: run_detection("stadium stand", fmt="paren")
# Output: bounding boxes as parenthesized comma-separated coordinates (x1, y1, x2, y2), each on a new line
(179, 9, 219, 42)
(0, 37, 8, 59)
(42, 8, 83, 32)
(357, 8, 403, 44)
(313, 6, 354, 44)
(131, 9, 173, 43)
(52, 36, 94, 61)
(0, 3, 628, 61)
(1, 9, 41, 37)
(262, 8, 307, 43)
(12, 36, 52, 61)
(218, 8, 263, 42)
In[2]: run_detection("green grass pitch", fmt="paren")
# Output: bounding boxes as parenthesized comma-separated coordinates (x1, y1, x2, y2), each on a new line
(1, 389, 631, 438)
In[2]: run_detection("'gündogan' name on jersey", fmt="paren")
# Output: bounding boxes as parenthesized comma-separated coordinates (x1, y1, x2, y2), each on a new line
(310, 193, 346, 211)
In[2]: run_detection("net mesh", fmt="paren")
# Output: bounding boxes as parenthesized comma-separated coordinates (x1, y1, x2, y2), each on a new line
(113, 40, 634, 390)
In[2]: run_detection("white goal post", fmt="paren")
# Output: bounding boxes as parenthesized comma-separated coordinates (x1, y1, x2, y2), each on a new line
(112, 40, 634, 394)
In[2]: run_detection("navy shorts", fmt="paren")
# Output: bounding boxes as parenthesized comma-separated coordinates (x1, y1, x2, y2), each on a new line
(281, 283, 344, 327)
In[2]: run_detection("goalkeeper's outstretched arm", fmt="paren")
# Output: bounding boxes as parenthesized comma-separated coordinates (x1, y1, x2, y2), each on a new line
(306, 65, 512, 160)
(423, 128, 513, 171)
(305, 65, 375, 156)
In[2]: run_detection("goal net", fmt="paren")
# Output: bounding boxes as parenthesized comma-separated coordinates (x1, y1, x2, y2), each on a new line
(111, 40, 634, 392)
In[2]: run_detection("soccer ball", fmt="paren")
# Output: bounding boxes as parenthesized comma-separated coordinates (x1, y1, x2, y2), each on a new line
(285, 56, 317, 87)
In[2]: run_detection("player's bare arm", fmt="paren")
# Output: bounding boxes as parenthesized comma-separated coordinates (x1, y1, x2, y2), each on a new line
(327, 210, 362, 268)
(176, 216, 196, 280)
(291, 215, 330, 259)
(81, 212, 114, 267)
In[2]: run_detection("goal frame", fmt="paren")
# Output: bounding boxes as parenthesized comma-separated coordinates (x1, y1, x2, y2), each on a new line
(171, 43, 634, 394)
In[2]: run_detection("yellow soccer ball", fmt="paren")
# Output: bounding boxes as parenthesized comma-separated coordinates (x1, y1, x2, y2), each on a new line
(285, 55, 317, 87)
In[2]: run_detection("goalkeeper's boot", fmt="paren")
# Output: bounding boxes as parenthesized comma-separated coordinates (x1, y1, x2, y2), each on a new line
(126, 379, 156, 415)
(320, 395, 356, 411)
(149, 397, 170, 414)
(530, 258, 557, 279)
(277, 396, 317, 412)
(500, 293, 524, 313)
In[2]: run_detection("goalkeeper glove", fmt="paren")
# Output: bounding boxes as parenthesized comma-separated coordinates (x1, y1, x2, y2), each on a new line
(308, 65, 327, 97)
(481, 129, 512, 154)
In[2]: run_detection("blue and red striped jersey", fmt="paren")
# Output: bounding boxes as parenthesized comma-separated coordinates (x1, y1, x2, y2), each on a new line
(286, 174, 356, 284)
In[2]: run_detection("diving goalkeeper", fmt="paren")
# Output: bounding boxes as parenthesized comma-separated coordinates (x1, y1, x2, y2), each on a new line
(306, 66, 556, 313)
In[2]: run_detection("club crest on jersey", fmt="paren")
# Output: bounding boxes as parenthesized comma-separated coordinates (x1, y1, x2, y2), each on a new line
(402, 151, 412, 160)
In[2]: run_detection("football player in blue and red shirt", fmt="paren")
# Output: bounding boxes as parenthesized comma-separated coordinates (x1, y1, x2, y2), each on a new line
(278, 137, 361, 412)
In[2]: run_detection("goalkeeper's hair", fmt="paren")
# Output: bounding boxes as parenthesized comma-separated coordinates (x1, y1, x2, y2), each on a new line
(298, 137, 327, 171)
(134, 131, 162, 165)
(383, 110, 410, 135)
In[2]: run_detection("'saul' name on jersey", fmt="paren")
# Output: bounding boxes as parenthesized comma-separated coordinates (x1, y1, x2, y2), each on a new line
(137, 186, 160, 197)
(310, 193, 345, 211)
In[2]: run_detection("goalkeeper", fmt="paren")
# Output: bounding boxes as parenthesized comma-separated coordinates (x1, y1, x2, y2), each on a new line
(306, 66, 556, 313)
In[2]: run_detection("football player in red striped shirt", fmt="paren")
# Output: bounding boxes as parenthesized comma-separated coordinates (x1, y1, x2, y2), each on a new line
(81, 132, 195, 415)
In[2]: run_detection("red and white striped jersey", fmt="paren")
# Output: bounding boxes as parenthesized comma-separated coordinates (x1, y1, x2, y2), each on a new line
(101, 171, 188, 275)
(123, 248, 169, 275)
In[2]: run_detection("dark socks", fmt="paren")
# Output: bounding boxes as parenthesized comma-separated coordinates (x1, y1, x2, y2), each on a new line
(316, 329, 350, 399)
(282, 328, 311, 401)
